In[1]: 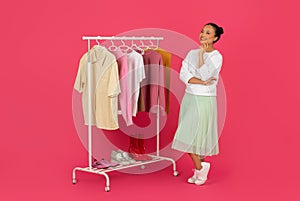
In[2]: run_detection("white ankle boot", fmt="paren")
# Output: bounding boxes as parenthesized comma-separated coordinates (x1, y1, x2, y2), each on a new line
(187, 162, 210, 185)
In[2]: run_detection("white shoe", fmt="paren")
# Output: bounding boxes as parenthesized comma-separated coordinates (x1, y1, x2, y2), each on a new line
(194, 177, 206, 185)
(187, 169, 197, 184)
(117, 149, 136, 164)
(199, 162, 210, 181)
(194, 162, 211, 185)
(111, 150, 130, 166)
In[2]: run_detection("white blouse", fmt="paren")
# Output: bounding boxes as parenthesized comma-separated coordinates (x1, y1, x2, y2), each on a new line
(180, 49, 223, 96)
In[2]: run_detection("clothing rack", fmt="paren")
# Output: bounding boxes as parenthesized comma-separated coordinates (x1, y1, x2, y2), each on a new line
(72, 36, 178, 192)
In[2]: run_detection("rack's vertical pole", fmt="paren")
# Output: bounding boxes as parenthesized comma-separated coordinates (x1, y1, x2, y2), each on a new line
(156, 39, 161, 157)
(156, 99, 160, 157)
(87, 39, 92, 169)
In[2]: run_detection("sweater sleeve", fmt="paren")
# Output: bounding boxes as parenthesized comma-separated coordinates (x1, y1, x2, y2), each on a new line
(179, 51, 193, 85)
(196, 54, 223, 81)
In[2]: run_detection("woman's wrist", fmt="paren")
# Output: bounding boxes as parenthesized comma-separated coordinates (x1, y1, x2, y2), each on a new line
(198, 53, 204, 68)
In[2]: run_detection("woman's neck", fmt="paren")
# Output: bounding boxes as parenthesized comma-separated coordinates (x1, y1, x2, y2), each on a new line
(206, 45, 215, 52)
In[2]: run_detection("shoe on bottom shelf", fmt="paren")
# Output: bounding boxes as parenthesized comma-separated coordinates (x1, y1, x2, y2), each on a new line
(130, 153, 152, 161)
(99, 158, 119, 167)
(92, 161, 109, 169)
(117, 150, 136, 164)
(92, 159, 119, 169)
(111, 150, 130, 166)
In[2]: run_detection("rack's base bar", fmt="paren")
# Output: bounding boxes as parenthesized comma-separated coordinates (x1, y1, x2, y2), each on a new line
(72, 155, 178, 192)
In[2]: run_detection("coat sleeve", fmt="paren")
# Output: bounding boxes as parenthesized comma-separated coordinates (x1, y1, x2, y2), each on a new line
(74, 54, 87, 93)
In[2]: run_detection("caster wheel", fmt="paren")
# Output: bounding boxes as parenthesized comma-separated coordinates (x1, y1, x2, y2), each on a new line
(72, 179, 77, 184)
(173, 171, 179, 176)
(140, 165, 145, 169)
(105, 186, 110, 192)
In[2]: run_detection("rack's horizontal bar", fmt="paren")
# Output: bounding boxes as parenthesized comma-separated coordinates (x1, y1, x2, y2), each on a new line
(82, 36, 164, 40)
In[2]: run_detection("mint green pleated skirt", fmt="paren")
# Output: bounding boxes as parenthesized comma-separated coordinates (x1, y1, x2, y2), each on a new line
(172, 93, 219, 156)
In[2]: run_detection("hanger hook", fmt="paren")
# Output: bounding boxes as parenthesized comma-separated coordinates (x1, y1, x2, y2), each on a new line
(149, 40, 154, 46)
(140, 40, 144, 46)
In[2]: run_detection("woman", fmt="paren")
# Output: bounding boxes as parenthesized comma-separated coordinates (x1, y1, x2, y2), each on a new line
(172, 23, 224, 185)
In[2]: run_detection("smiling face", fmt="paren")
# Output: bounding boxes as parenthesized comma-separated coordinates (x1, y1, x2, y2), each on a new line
(199, 25, 218, 45)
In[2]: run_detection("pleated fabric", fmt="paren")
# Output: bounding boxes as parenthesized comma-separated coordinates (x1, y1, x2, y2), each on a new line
(172, 93, 219, 156)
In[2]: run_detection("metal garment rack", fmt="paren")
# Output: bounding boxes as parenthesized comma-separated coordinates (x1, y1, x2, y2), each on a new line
(72, 36, 178, 192)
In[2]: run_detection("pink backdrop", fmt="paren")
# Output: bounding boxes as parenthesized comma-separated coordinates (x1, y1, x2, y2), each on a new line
(1, 0, 300, 200)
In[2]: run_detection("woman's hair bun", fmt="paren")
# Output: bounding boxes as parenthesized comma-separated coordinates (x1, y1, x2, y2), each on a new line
(218, 27, 224, 35)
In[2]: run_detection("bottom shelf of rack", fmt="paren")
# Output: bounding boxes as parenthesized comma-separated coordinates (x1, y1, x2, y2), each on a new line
(72, 154, 178, 191)
(76, 155, 170, 174)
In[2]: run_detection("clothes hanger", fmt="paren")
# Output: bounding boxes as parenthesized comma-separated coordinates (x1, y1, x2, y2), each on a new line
(96, 39, 100, 46)
(118, 40, 131, 53)
(156, 39, 160, 50)
(131, 40, 144, 55)
(148, 40, 158, 50)
(108, 40, 118, 52)
(139, 39, 149, 50)
(131, 40, 139, 49)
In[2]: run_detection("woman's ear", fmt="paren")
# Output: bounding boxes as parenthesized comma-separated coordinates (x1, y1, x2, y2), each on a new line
(214, 37, 218, 42)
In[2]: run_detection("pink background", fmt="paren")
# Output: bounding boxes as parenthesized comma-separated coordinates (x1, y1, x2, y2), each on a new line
(1, 0, 300, 200)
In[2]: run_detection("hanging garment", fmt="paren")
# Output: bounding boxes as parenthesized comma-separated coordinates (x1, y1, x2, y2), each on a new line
(126, 50, 145, 116)
(155, 48, 172, 114)
(109, 49, 133, 126)
(138, 49, 166, 113)
(74, 45, 120, 130)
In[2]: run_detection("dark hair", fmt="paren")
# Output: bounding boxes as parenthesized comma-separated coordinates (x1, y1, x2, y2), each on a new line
(205, 22, 224, 43)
